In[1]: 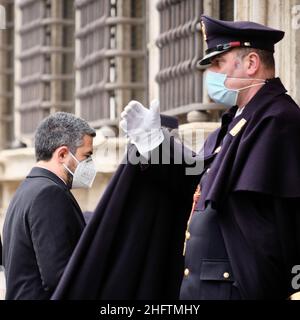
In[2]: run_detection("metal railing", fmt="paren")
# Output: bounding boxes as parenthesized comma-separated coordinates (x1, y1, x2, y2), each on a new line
(16, 0, 75, 135)
(75, 0, 146, 129)
(156, 0, 230, 122)
(8, 0, 234, 142)
(0, 0, 14, 149)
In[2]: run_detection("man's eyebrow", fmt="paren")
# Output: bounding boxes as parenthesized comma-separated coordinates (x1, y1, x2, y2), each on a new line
(211, 56, 223, 63)
(216, 56, 226, 61)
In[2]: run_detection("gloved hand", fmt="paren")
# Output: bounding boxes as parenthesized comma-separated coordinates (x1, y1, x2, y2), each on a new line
(120, 99, 164, 155)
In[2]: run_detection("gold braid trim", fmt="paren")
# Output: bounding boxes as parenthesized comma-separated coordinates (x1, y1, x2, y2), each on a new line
(183, 184, 201, 256)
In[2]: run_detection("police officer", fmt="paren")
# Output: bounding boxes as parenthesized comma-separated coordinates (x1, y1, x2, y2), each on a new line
(121, 15, 300, 300)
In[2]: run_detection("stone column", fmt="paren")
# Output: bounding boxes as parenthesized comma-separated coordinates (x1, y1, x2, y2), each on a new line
(234, 0, 300, 105)
(50, 0, 63, 113)
(147, 0, 160, 103)
(199, 0, 220, 121)
(203, 0, 220, 18)
(13, 0, 22, 142)
(115, 0, 132, 113)
(0, 21, 8, 149)
(292, 0, 300, 105)
(75, 4, 81, 116)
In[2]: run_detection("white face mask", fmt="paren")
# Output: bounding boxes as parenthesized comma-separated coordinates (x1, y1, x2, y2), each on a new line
(205, 70, 266, 107)
(63, 152, 96, 189)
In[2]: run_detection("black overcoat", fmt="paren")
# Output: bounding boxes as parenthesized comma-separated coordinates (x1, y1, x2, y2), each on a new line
(3, 167, 85, 299)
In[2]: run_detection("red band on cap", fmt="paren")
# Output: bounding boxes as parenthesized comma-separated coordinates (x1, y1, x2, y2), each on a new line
(229, 41, 241, 47)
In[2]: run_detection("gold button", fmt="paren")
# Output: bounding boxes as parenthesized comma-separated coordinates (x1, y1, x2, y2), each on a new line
(214, 146, 221, 154)
(223, 272, 230, 279)
(184, 268, 190, 277)
(185, 231, 191, 240)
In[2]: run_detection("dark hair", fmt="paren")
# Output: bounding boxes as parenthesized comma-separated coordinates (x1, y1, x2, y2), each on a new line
(34, 112, 96, 161)
(236, 48, 275, 70)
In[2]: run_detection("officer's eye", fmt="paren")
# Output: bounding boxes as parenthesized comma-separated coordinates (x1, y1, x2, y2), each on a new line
(213, 57, 220, 64)
(211, 60, 219, 67)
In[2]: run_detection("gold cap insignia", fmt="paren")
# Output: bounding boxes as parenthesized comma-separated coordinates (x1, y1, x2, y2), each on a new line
(201, 21, 207, 41)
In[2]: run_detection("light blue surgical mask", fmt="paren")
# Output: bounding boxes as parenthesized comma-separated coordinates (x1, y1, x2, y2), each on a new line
(205, 70, 266, 107)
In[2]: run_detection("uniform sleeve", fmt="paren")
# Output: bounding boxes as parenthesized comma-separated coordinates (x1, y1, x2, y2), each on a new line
(28, 185, 82, 292)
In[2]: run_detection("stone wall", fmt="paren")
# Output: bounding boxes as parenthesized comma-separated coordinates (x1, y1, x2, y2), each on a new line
(234, 0, 300, 105)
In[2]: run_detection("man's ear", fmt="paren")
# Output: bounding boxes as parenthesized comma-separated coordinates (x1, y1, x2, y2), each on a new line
(56, 146, 69, 163)
(246, 52, 260, 76)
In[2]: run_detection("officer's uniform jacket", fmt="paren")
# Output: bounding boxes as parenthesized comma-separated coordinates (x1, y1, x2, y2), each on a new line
(181, 77, 300, 299)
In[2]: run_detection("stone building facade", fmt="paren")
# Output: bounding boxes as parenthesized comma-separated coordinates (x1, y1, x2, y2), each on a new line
(0, 0, 300, 240)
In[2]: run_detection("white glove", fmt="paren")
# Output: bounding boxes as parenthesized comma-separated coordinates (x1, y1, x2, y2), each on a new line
(120, 99, 164, 155)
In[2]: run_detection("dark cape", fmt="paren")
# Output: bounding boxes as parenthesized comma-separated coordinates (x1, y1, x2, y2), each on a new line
(52, 78, 300, 300)
(52, 141, 199, 299)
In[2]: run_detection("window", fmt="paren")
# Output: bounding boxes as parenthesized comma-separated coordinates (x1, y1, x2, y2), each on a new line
(16, 0, 75, 137)
(220, 0, 234, 21)
(0, 0, 14, 149)
(75, 0, 146, 129)
(156, 0, 234, 123)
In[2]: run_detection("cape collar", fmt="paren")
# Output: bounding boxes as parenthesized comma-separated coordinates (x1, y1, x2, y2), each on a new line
(226, 77, 287, 130)
(203, 78, 287, 162)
